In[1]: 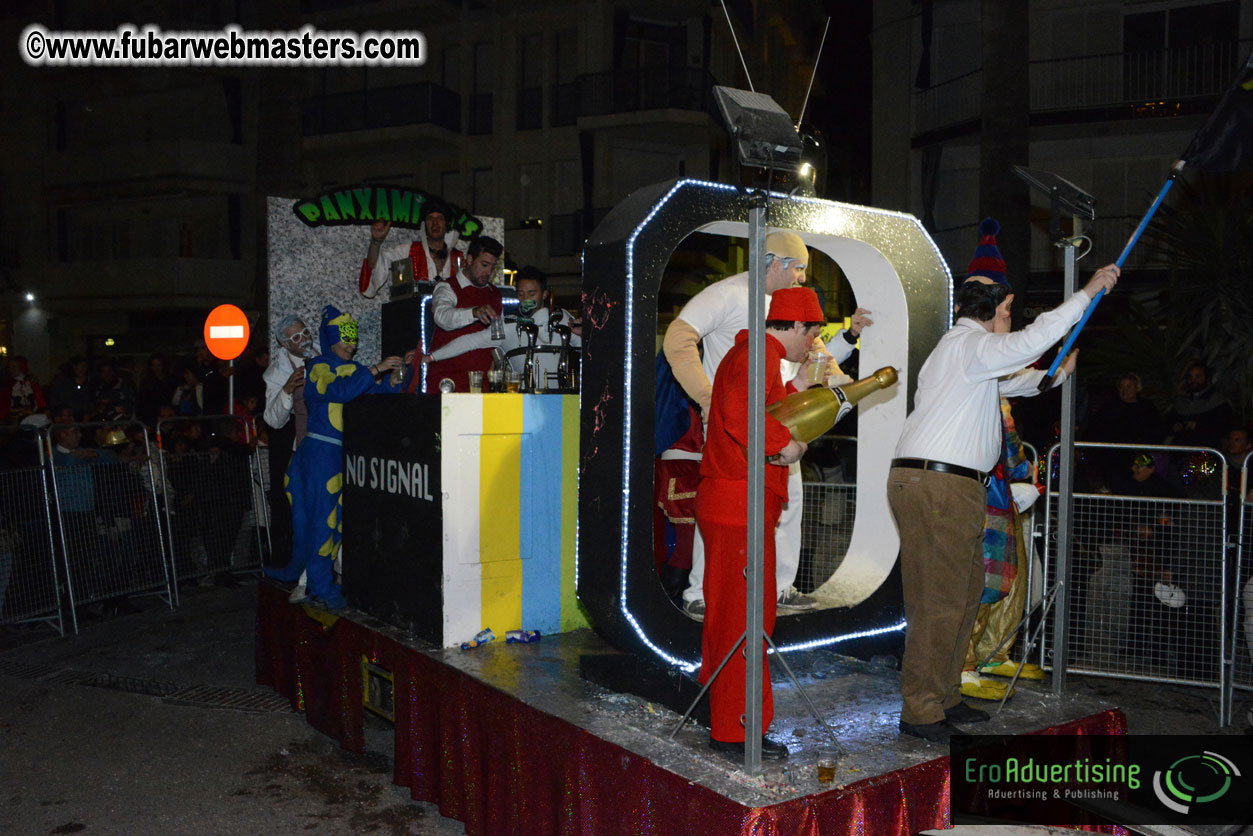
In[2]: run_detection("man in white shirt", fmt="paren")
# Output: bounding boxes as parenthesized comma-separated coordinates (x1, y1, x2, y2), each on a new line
(662, 230, 873, 619)
(423, 266, 581, 390)
(421, 236, 504, 393)
(889, 262, 1120, 744)
(263, 315, 314, 440)
(361, 198, 463, 298)
(262, 315, 314, 598)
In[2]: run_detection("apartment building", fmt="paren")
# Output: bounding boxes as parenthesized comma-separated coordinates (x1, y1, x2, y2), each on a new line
(0, 0, 836, 376)
(871, 0, 1251, 308)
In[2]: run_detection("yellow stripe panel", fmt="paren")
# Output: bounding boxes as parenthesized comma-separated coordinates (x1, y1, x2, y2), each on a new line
(478, 394, 524, 633)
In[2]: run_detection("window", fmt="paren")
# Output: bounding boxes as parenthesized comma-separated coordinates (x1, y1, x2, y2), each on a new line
(470, 43, 494, 134)
(442, 46, 462, 92)
(517, 32, 544, 130)
(471, 168, 494, 215)
(517, 163, 544, 220)
(440, 171, 463, 208)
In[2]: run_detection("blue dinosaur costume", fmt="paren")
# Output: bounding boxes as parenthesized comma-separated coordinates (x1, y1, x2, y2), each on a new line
(265, 305, 403, 607)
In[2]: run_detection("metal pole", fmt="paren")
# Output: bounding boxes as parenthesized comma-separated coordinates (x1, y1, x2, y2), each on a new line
(1051, 223, 1079, 695)
(228, 358, 235, 416)
(744, 200, 767, 773)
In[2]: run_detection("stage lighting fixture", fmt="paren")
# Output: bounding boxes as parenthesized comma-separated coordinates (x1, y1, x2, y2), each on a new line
(1012, 166, 1096, 221)
(25, 292, 35, 302)
(712, 86, 804, 169)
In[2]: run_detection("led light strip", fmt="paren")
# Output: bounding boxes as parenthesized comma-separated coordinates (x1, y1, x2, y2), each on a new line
(772, 620, 907, 654)
(610, 179, 915, 672)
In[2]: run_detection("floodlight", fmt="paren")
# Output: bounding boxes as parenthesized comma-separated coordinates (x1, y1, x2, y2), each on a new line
(1012, 166, 1096, 221)
(712, 86, 803, 169)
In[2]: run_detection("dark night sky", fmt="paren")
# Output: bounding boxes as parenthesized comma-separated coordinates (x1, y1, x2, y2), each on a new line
(811, 0, 874, 203)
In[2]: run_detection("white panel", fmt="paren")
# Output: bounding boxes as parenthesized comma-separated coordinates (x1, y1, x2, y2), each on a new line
(440, 395, 484, 646)
(697, 219, 928, 606)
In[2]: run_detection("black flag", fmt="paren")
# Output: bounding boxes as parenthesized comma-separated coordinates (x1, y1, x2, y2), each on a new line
(1181, 50, 1253, 171)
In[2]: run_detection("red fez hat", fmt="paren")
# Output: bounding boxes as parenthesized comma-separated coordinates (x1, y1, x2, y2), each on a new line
(767, 287, 823, 322)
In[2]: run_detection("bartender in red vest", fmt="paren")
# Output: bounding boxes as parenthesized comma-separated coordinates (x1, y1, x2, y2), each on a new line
(360, 197, 465, 298)
(423, 236, 504, 393)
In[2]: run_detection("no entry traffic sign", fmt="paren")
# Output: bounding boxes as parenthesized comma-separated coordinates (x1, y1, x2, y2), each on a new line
(203, 304, 250, 361)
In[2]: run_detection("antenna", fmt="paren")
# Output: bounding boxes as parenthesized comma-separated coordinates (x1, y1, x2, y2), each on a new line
(718, 0, 756, 93)
(796, 17, 830, 128)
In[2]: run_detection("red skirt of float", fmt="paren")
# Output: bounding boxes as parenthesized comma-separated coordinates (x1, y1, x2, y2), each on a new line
(255, 582, 1126, 836)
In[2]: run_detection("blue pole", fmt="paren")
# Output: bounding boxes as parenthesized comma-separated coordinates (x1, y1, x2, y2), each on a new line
(1036, 172, 1178, 391)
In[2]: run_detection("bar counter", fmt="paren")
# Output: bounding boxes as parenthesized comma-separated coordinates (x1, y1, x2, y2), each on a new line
(341, 392, 587, 647)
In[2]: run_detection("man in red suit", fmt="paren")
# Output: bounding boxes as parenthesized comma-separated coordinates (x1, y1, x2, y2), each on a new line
(360, 198, 465, 298)
(698, 286, 821, 761)
(423, 236, 504, 393)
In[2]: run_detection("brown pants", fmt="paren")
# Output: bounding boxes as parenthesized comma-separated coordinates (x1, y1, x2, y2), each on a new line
(888, 466, 987, 725)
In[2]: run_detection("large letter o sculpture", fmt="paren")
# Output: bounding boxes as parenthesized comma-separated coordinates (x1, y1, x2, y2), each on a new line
(579, 179, 952, 672)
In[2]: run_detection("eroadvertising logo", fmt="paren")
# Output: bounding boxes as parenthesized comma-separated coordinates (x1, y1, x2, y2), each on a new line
(1152, 751, 1240, 815)
(952, 735, 1252, 828)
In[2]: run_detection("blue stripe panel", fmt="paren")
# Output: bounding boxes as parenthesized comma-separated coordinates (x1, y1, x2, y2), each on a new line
(519, 395, 565, 633)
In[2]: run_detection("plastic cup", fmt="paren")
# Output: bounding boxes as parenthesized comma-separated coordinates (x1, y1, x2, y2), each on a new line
(505, 370, 521, 393)
(816, 749, 839, 784)
(468, 371, 484, 393)
(807, 351, 827, 385)
(490, 316, 505, 340)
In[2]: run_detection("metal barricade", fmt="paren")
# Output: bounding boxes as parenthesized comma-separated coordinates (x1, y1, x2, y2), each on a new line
(0, 426, 64, 634)
(1228, 451, 1252, 720)
(798, 436, 857, 592)
(253, 442, 273, 562)
(156, 416, 265, 598)
(45, 421, 173, 632)
(1040, 443, 1228, 696)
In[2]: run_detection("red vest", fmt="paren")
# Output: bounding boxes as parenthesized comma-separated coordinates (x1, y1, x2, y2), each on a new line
(410, 240, 463, 282)
(425, 275, 502, 394)
(356, 239, 463, 294)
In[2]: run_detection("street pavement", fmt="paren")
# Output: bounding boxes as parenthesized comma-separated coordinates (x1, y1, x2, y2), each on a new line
(0, 582, 467, 836)
(1, 581, 1247, 836)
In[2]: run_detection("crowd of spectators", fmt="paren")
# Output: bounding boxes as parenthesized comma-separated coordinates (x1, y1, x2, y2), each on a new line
(1027, 360, 1253, 683)
(0, 345, 271, 620)
(1008, 360, 1250, 503)
(1, 344, 270, 443)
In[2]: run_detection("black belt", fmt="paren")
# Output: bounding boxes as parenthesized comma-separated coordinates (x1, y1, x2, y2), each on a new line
(891, 457, 990, 486)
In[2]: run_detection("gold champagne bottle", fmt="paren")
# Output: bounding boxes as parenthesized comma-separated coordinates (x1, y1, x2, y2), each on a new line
(767, 367, 899, 443)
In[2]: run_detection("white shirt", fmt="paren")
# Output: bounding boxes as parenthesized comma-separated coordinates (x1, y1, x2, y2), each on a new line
(262, 348, 302, 431)
(430, 307, 581, 384)
(365, 228, 461, 298)
(431, 268, 492, 333)
(894, 291, 1089, 472)
(675, 271, 856, 385)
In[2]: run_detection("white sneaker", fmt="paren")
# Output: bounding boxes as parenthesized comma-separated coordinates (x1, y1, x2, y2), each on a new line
(776, 586, 819, 611)
(682, 598, 705, 621)
(288, 583, 308, 604)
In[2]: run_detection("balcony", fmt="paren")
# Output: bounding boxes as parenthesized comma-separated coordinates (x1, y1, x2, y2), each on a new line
(1033, 41, 1245, 113)
(40, 258, 249, 310)
(302, 82, 460, 136)
(578, 66, 716, 118)
(913, 41, 1247, 137)
(47, 140, 246, 191)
